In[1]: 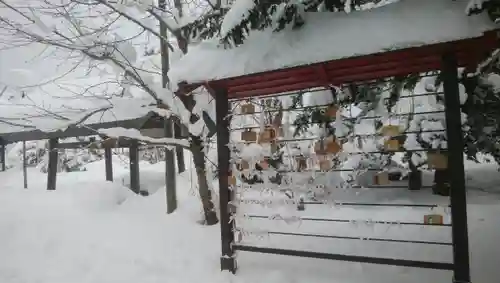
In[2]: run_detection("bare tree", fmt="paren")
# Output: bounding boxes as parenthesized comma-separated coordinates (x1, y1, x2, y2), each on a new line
(0, 0, 227, 225)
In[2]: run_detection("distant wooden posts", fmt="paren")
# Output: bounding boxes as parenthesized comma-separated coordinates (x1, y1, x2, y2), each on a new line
(22, 141, 28, 189)
(47, 138, 59, 190)
(129, 140, 140, 194)
(164, 118, 177, 213)
(57, 138, 139, 192)
(0, 142, 5, 172)
(104, 147, 113, 181)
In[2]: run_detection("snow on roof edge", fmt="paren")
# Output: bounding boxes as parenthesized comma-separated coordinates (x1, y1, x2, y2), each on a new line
(168, 0, 498, 89)
(0, 110, 157, 140)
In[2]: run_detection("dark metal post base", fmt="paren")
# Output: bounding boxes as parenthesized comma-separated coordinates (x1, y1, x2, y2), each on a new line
(220, 256, 237, 274)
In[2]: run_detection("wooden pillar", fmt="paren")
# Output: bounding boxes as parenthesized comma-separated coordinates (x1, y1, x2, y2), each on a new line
(165, 118, 177, 213)
(22, 141, 28, 189)
(104, 147, 113, 181)
(442, 52, 471, 283)
(174, 121, 185, 173)
(0, 142, 5, 172)
(215, 87, 236, 273)
(129, 141, 140, 194)
(47, 138, 59, 191)
(158, 0, 177, 210)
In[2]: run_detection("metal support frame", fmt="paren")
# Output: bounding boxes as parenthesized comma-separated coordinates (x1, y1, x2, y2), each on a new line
(234, 245, 453, 270)
(105, 147, 113, 181)
(129, 140, 140, 194)
(215, 56, 472, 281)
(165, 118, 177, 213)
(216, 87, 236, 273)
(442, 52, 471, 283)
(0, 142, 5, 172)
(47, 138, 59, 190)
(22, 141, 28, 189)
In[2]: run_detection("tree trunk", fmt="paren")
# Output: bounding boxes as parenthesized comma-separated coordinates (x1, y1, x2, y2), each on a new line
(191, 136, 218, 225)
(170, 0, 218, 224)
(174, 121, 186, 173)
(173, 0, 188, 54)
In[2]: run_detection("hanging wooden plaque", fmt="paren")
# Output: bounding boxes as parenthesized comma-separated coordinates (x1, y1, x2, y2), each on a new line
(326, 138, 342, 154)
(314, 140, 326, 155)
(276, 126, 284, 137)
(101, 137, 118, 148)
(427, 152, 448, 169)
(325, 105, 338, 118)
(295, 156, 308, 171)
(258, 126, 276, 143)
(381, 125, 400, 137)
(228, 175, 237, 186)
(240, 103, 255, 114)
(259, 160, 269, 170)
(237, 160, 250, 171)
(424, 214, 444, 225)
(241, 129, 257, 142)
(373, 172, 390, 185)
(384, 139, 401, 151)
(319, 158, 331, 171)
(315, 138, 341, 155)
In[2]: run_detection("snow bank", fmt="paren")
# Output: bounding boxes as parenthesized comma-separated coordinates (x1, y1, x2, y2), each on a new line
(68, 181, 134, 210)
(0, 172, 227, 283)
(0, 178, 134, 211)
(169, 0, 497, 87)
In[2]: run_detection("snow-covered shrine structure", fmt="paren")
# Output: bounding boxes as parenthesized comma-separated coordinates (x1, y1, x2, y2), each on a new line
(168, 1, 500, 283)
(0, 110, 185, 194)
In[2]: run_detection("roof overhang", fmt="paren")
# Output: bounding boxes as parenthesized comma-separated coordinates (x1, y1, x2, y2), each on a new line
(179, 30, 499, 100)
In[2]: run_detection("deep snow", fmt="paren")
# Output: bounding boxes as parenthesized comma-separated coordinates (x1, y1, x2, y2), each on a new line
(0, 156, 500, 283)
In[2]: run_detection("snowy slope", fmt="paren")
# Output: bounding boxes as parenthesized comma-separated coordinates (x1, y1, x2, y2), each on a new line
(169, 0, 498, 87)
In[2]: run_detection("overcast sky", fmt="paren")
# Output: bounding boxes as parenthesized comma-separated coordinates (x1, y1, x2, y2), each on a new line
(0, 3, 76, 98)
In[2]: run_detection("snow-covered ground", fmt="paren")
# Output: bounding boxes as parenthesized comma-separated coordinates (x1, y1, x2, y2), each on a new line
(1, 156, 500, 283)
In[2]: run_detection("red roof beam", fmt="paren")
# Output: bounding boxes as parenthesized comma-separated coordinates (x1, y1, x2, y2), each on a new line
(223, 47, 479, 96)
(217, 33, 495, 90)
(228, 51, 472, 97)
(228, 52, 472, 98)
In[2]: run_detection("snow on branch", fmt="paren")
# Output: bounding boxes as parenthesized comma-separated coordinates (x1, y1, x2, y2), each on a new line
(0, 0, 218, 141)
(466, 0, 489, 14)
